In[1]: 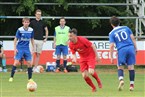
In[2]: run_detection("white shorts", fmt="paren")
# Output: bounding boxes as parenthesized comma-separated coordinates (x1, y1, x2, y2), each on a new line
(34, 40, 44, 53)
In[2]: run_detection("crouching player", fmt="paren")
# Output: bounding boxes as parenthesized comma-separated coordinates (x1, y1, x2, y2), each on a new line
(68, 28, 102, 92)
(0, 40, 7, 72)
(9, 17, 34, 82)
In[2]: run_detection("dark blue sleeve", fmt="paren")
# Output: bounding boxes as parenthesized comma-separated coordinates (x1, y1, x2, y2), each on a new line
(109, 33, 115, 43)
(15, 30, 21, 39)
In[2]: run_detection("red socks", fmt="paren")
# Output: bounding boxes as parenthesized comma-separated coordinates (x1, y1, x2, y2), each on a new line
(84, 77, 96, 90)
(92, 72, 102, 88)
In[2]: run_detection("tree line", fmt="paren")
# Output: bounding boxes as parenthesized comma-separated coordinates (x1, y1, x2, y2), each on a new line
(0, 0, 136, 38)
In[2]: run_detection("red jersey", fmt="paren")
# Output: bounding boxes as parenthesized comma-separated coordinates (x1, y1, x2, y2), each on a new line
(69, 36, 96, 60)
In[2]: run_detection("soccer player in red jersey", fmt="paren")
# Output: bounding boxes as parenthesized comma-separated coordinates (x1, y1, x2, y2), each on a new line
(68, 28, 102, 92)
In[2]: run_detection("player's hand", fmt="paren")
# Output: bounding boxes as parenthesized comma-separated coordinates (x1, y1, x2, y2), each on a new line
(72, 58, 77, 63)
(96, 57, 101, 63)
(110, 58, 114, 64)
(135, 50, 137, 55)
(31, 48, 34, 54)
(43, 38, 47, 42)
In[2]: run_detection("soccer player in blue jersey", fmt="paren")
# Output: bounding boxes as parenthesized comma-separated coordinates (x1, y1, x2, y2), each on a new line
(109, 16, 137, 91)
(9, 17, 34, 82)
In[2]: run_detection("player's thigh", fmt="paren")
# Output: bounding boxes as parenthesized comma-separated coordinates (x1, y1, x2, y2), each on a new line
(34, 40, 38, 52)
(13, 60, 20, 66)
(62, 46, 68, 56)
(15, 49, 24, 60)
(127, 47, 136, 65)
(55, 45, 61, 55)
(117, 49, 127, 66)
(36, 40, 43, 53)
(0, 53, 2, 57)
(23, 49, 32, 61)
(82, 70, 89, 78)
(80, 61, 88, 72)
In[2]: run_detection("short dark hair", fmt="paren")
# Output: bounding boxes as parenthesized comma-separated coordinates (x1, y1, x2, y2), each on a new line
(110, 16, 120, 27)
(69, 28, 77, 35)
(22, 17, 30, 22)
(35, 9, 41, 14)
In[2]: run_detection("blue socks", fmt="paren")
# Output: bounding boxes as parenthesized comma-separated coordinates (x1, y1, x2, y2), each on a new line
(28, 67, 32, 79)
(10, 66, 17, 78)
(118, 69, 124, 80)
(129, 70, 135, 84)
(63, 60, 67, 68)
(2, 58, 6, 69)
(56, 60, 60, 68)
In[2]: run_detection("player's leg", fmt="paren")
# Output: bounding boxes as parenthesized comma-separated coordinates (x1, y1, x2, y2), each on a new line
(127, 46, 136, 91)
(9, 60, 19, 82)
(87, 59, 102, 88)
(117, 49, 126, 91)
(55, 45, 61, 72)
(128, 65, 135, 91)
(117, 65, 124, 91)
(9, 49, 23, 82)
(32, 40, 43, 70)
(27, 61, 33, 81)
(1, 54, 7, 72)
(24, 49, 33, 81)
(80, 62, 96, 92)
(62, 46, 68, 73)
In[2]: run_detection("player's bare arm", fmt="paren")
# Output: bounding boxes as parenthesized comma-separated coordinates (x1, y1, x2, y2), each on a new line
(0, 47, 4, 57)
(53, 37, 56, 48)
(44, 27, 48, 42)
(31, 38, 35, 54)
(110, 43, 115, 64)
(130, 34, 137, 53)
(72, 54, 77, 63)
(14, 37, 18, 55)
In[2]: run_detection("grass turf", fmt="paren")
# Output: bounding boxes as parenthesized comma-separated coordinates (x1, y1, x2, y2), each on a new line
(0, 69, 144, 97)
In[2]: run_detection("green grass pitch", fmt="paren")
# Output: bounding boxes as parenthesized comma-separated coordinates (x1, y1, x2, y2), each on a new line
(0, 69, 144, 97)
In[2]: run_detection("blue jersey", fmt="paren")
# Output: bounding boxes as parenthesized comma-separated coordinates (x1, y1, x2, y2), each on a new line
(16, 27, 34, 48)
(109, 26, 134, 50)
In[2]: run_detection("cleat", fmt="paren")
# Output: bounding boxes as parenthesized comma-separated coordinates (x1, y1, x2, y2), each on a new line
(118, 80, 124, 91)
(129, 84, 134, 91)
(55, 69, 60, 73)
(28, 79, 34, 82)
(9, 78, 13, 82)
(92, 88, 97, 92)
(98, 82, 102, 88)
(3, 69, 7, 72)
(64, 69, 68, 73)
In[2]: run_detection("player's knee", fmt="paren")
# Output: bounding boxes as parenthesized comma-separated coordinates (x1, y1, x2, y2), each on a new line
(117, 66, 124, 70)
(2, 54, 6, 58)
(82, 71, 89, 78)
(128, 65, 134, 70)
(63, 56, 67, 60)
(57, 56, 61, 60)
(88, 68, 94, 75)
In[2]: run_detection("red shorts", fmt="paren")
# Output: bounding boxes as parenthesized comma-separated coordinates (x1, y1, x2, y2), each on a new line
(79, 59, 96, 72)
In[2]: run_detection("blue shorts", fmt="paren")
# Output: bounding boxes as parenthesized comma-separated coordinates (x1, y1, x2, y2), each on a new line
(15, 48, 32, 61)
(55, 45, 68, 56)
(118, 46, 136, 66)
